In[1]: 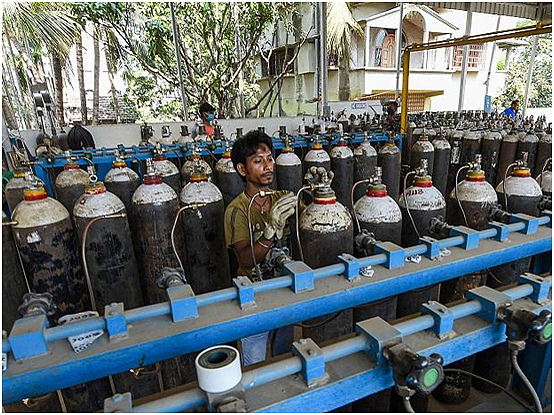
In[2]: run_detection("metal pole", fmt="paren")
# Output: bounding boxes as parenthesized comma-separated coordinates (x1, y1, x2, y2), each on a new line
(320, 2, 329, 116)
(400, 51, 410, 134)
(395, 3, 404, 97)
(457, 4, 473, 112)
(522, 36, 539, 118)
(315, 2, 322, 117)
(484, 16, 502, 97)
(169, 2, 188, 120)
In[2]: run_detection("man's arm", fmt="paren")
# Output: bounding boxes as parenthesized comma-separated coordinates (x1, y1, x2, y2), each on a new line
(232, 238, 273, 271)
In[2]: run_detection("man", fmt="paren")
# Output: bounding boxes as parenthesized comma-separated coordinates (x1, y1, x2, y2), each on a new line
(503, 100, 520, 120)
(224, 130, 298, 365)
(191, 102, 216, 139)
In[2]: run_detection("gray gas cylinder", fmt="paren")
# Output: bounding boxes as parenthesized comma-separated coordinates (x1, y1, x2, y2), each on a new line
(377, 140, 401, 201)
(104, 159, 140, 214)
(330, 139, 354, 207)
(353, 139, 377, 202)
(214, 149, 244, 207)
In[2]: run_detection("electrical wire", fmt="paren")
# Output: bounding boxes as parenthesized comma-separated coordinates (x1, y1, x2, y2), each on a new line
(403, 171, 420, 239)
(351, 179, 371, 234)
(455, 165, 469, 227)
(511, 351, 543, 413)
(444, 368, 536, 412)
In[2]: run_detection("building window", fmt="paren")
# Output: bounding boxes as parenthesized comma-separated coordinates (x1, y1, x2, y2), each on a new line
(260, 48, 296, 77)
(374, 29, 407, 68)
(452, 44, 487, 69)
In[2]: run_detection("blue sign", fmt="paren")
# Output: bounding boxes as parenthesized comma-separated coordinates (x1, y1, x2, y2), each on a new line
(484, 95, 492, 114)
(351, 102, 367, 110)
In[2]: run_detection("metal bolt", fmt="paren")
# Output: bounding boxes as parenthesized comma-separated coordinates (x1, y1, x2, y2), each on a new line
(307, 349, 316, 356)
(299, 339, 307, 345)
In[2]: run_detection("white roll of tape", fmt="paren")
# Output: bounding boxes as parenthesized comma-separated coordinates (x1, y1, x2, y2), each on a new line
(195, 345, 242, 393)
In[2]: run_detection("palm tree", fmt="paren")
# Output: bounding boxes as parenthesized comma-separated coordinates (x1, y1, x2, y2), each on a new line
(75, 30, 88, 125)
(3, 2, 81, 126)
(327, 2, 364, 101)
(92, 23, 100, 125)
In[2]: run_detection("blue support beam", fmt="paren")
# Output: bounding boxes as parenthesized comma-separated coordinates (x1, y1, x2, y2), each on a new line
(1, 225, 550, 404)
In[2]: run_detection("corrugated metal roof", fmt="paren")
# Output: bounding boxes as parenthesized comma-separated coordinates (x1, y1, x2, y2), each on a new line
(416, 2, 552, 20)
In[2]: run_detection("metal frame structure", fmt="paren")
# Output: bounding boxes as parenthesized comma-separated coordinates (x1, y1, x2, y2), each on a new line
(29, 132, 402, 197)
(400, 22, 553, 134)
(2, 211, 551, 406)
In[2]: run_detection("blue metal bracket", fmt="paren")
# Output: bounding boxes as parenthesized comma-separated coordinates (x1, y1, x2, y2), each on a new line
(466, 286, 513, 323)
(8, 315, 49, 360)
(167, 284, 199, 322)
(104, 303, 128, 341)
(450, 226, 480, 250)
(518, 273, 552, 302)
(338, 254, 361, 281)
(292, 338, 327, 387)
(488, 221, 511, 242)
(233, 276, 256, 310)
(356, 317, 403, 363)
(419, 236, 442, 259)
(103, 392, 133, 413)
(283, 261, 315, 293)
(374, 242, 405, 269)
(510, 213, 540, 235)
(421, 301, 454, 338)
(543, 210, 552, 228)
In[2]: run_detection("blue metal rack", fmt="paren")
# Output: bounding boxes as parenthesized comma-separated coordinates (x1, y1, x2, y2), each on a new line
(29, 132, 402, 197)
(2, 212, 551, 407)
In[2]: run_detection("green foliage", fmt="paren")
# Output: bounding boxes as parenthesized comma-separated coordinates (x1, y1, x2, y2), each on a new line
(494, 34, 552, 110)
(496, 59, 506, 71)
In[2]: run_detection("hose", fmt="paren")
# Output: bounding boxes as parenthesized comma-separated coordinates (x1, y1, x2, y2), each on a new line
(503, 162, 518, 212)
(539, 158, 551, 187)
(455, 165, 469, 227)
(247, 190, 276, 278)
(351, 179, 371, 234)
(171, 203, 207, 274)
(511, 350, 543, 413)
(295, 185, 311, 262)
(403, 171, 420, 239)
(403, 397, 415, 413)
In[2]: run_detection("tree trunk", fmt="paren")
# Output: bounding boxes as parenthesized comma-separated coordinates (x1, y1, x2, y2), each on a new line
(52, 54, 65, 126)
(92, 24, 101, 125)
(76, 31, 88, 125)
(106, 55, 120, 123)
(338, 54, 350, 101)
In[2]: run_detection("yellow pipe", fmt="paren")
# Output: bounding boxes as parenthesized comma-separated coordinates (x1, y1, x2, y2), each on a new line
(399, 22, 552, 133)
(400, 51, 410, 135)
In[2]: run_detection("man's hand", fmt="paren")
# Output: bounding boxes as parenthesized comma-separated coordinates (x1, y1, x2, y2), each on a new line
(263, 194, 297, 240)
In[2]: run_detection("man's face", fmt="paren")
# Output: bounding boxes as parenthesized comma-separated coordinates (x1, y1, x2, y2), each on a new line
(238, 143, 274, 186)
(513, 102, 520, 112)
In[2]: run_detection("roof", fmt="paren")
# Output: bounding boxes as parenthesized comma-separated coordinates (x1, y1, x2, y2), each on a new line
(365, 4, 459, 34)
(417, 2, 552, 21)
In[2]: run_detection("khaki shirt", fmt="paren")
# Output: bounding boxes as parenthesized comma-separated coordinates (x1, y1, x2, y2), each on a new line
(224, 190, 295, 277)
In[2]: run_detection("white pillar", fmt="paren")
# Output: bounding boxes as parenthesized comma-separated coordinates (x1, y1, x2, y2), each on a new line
(365, 22, 371, 68)
(457, 5, 473, 112)
(422, 29, 429, 69)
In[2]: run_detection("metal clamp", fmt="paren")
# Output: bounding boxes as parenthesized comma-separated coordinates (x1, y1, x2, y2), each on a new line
(419, 236, 442, 259)
(374, 242, 406, 269)
(338, 254, 361, 281)
(104, 303, 128, 342)
(466, 286, 512, 323)
(356, 317, 403, 364)
(283, 261, 315, 294)
(488, 221, 511, 242)
(167, 284, 199, 323)
(421, 301, 454, 338)
(518, 273, 552, 302)
(450, 226, 481, 250)
(103, 392, 133, 413)
(292, 338, 328, 387)
(510, 213, 540, 235)
(233, 276, 256, 310)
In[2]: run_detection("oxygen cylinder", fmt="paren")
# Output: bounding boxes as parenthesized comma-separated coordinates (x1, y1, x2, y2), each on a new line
(180, 170, 231, 294)
(495, 129, 519, 186)
(73, 181, 159, 399)
(2, 212, 29, 331)
(177, 125, 194, 145)
(214, 147, 244, 207)
(303, 141, 331, 177)
(330, 138, 354, 207)
(460, 128, 480, 167)
(446, 127, 463, 196)
(153, 153, 182, 195)
(181, 153, 213, 185)
(434, 166, 497, 405)
(104, 159, 140, 214)
(534, 128, 552, 177)
(517, 130, 539, 176)
(131, 173, 188, 390)
(402, 119, 417, 164)
(275, 145, 303, 195)
(397, 172, 445, 317)
(353, 139, 377, 202)
(537, 169, 552, 197)
(12, 187, 90, 320)
(377, 140, 401, 201)
(481, 129, 502, 185)
(5, 169, 43, 213)
(431, 134, 451, 197)
(411, 136, 435, 177)
(299, 171, 353, 345)
(54, 161, 90, 214)
(496, 166, 542, 217)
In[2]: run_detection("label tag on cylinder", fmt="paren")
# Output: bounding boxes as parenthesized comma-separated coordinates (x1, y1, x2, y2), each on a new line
(59, 311, 104, 353)
(2, 352, 6, 372)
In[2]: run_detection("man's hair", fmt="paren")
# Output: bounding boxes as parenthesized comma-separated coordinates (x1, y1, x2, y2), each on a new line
(199, 102, 215, 115)
(231, 130, 273, 182)
(511, 100, 520, 107)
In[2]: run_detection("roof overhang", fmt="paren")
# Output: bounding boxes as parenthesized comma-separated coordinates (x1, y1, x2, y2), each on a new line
(416, 2, 552, 21)
(365, 4, 459, 34)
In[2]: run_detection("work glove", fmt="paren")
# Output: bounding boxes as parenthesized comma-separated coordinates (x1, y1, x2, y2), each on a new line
(263, 193, 298, 240)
